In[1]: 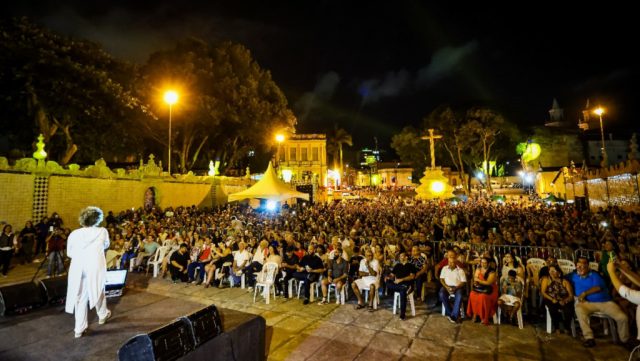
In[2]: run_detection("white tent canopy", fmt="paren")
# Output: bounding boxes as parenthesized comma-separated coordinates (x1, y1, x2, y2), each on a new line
(227, 162, 310, 202)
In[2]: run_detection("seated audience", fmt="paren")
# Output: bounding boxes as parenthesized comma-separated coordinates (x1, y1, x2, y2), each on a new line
(468, 257, 498, 325)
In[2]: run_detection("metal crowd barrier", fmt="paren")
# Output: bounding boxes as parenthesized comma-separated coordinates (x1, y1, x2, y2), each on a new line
(428, 241, 639, 268)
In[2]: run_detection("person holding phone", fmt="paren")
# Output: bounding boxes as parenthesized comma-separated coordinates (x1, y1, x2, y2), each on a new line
(65, 207, 111, 338)
(607, 259, 640, 348)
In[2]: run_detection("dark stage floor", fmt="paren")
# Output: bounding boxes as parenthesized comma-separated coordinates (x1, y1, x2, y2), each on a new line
(0, 289, 243, 361)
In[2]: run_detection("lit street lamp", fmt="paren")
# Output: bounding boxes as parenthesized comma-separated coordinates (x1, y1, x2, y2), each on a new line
(164, 90, 178, 174)
(594, 107, 607, 167)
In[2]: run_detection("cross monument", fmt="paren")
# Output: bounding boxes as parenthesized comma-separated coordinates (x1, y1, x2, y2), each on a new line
(421, 129, 442, 169)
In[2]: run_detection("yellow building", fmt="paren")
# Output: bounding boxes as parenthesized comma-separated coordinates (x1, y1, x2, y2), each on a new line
(277, 134, 328, 186)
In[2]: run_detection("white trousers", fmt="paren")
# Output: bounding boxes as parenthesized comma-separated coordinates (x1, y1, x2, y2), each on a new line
(74, 274, 109, 334)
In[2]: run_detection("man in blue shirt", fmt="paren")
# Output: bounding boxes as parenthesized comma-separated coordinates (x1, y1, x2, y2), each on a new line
(569, 257, 628, 347)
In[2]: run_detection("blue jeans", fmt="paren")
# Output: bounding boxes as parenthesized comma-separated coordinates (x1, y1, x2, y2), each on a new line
(187, 261, 206, 281)
(439, 287, 463, 319)
(47, 251, 64, 276)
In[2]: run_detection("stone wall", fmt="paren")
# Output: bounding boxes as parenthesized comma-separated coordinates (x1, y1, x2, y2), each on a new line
(47, 176, 215, 228)
(0, 172, 35, 228)
(0, 155, 254, 229)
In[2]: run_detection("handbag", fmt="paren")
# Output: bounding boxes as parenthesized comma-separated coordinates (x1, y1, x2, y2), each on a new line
(473, 284, 492, 294)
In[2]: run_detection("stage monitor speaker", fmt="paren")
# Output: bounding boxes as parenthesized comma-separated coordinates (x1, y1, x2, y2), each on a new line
(180, 304, 223, 348)
(0, 281, 47, 316)
(39, 275, 67, 305)
(117, 318, 194, 361)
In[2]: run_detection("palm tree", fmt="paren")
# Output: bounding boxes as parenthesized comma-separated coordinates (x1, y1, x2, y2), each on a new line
(327, 125, 353, 179)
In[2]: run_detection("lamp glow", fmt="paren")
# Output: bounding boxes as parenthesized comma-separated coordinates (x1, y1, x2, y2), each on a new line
(594, 107, 605, 116)
(275, 134, 285, 143)
(266, 200, 277, 211)
(282, 169, 293, 182)
(164, 90, 178, 105)
(430, 181, 445, 193)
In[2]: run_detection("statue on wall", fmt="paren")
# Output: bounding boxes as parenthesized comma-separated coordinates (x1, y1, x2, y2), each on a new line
(144, 187, 156, 211)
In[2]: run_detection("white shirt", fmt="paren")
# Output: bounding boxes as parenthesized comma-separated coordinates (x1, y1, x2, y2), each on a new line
(440, 265, 467, 286)
(234, 249, 251, 267)
(358, 258, 380, 277)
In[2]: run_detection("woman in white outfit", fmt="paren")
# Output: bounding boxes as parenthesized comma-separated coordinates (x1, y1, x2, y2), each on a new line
(65, 206, 111, 338)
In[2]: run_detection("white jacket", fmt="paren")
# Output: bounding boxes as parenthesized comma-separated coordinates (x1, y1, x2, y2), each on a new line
(65, 227, 110, 313)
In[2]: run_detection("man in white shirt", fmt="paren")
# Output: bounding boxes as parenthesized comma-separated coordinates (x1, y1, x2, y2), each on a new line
(231, 241, 250, 287)
(351, 249, 380, 311)
(439, 249, 467, 323)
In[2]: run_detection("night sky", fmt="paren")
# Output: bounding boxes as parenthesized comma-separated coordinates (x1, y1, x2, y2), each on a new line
(7, 1, 639, 157)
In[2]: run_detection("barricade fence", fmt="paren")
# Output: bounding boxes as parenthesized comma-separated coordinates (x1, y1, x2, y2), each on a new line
(429, 241, 640, 269)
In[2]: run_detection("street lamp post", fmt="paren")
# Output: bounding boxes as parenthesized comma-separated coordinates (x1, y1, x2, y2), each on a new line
(164, 90, 178, 175)
(594, 107, 607, 167)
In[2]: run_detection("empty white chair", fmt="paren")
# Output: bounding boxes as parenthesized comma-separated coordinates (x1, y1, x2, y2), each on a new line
(254, 262, 279, 304)
(146, 246, 169, 277)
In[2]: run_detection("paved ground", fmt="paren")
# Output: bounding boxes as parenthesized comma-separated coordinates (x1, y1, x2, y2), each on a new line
(0, 261, 634, 361)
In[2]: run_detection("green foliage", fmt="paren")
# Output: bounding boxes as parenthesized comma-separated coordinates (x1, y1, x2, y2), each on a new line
(0, 17, 151, 164)
(392, 105, 521, 192)
(137, 39, 295, 172)
(390, 126, 427, 179)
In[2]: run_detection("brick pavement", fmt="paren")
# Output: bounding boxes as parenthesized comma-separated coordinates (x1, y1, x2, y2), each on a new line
(0, 262, 633, 361)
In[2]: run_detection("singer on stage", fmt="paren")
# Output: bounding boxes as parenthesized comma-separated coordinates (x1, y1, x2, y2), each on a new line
(65, 206, 111, 338)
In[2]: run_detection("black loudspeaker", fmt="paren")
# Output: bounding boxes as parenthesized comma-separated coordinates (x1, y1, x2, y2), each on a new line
(39, 275, 68, 305)
(180, 304, 223, 347)
(0, 281, 47, 316)
(118, 318, 194, 361)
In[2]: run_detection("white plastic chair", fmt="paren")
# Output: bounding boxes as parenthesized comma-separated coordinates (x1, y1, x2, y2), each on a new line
(146, 246, 169, 277)
(392, 291, 416, 316)
(253, 262, 279, 304)
(360, 277, 381, 310)
(557, 259, 576, 275)
(497, 278, 525, 329)
(441, 293, 465, 319)
(328, 282, 348, 304)
(230, 272, 246, 289)
(526, 258, 546, 308)
(296, 277, 321, 302)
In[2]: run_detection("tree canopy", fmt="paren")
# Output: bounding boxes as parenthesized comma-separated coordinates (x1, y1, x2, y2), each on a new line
(0, 18, 296, 171)
(0, 17, 151, 164)
(392, 105, 520, 192)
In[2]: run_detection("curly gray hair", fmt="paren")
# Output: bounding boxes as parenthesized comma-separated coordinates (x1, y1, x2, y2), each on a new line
(78, 206, 104, 227)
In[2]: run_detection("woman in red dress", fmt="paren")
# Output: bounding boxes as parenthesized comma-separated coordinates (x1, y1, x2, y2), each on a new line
(467, 257, 498, 325)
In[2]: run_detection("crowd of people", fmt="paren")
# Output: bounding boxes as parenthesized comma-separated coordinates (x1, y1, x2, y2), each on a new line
(2, 193, 640, 349)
